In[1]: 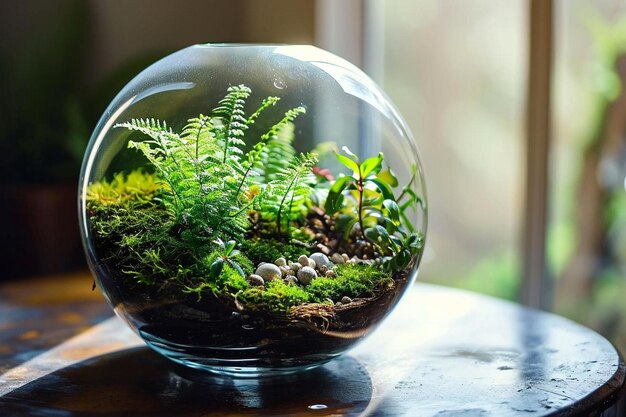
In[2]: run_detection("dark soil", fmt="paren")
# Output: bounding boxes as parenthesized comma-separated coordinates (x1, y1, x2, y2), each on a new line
(95, 261, 410, 369)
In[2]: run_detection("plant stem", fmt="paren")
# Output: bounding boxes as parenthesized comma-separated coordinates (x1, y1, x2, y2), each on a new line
(358, 176, 365, 240)
(397, 169, 416, 202)
(277, 173, 299, 235)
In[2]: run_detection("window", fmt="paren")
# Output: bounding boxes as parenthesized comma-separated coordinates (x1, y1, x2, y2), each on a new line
(316, 0, 626, 355)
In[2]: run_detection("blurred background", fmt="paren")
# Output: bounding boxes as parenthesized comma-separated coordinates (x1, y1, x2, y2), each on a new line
(1, 0, 625, 355)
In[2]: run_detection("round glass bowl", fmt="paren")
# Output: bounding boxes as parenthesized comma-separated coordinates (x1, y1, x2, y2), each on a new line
(79, 44, 427, 377)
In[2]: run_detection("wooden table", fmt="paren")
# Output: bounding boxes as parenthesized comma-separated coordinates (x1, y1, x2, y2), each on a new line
(0, 272, 624, 417)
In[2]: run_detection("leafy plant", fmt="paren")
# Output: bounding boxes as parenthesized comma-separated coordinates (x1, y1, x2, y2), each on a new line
(324, 146, 424, 272)
(88, 83, 426, 318)
(116, 85, 311, 247)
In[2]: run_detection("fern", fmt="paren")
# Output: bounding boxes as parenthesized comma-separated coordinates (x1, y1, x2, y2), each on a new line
(261, 152, 318, 235)
(234, 106, 305, 202)
(181, 114, 217, 163)
(254, 107, 305, 184)
(118, 118, 190, 208)
(116, 85, 314, 247)
(211, 84, 251, 163)
(246, 96, 280, 126)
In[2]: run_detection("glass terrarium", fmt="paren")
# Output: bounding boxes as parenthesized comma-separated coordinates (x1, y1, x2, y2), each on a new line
(79, 44, 427, 376)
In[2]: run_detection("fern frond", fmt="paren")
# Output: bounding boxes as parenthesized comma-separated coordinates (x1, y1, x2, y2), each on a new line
(246, 96, 280, 125)
(181, 114, 216, 161)
(118, 118, 189, 208)
(262, 152, 318, 235)
(255, 106, 306, 184)
(212, 84, 251, 163)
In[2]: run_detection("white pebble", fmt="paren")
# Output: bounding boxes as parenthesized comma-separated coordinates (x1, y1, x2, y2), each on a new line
(297, 266, 317, 285)
(255, 263, 282, 281)
(247, 275, 265, 286)
(298, 255, 309, 267)
(310, 252, 331, 268)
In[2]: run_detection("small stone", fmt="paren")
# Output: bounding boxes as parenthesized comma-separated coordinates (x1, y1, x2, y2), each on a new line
(275, 257, 287, 266)
(316, 244, 330, 255)
(335, 301, 343, 307)
(297, 266, 317, 285)
(341, 253, 350, 262)
(290, 262, 301, 273)
(308, 259, 316, 269)
(330, 253, 345, 264)
(255, 263, 282, 281)
(284, 275, 298, 285)
(298, 255, 310, 267)
(310, 252, 331, 269)
(312, 218, 324, 229)
(325, 270, 336, 278)
(341, 296, 352, 304)
(319, 264, 328, 274)
(247, 274, 265, 286)
(279, 265, 291, 277)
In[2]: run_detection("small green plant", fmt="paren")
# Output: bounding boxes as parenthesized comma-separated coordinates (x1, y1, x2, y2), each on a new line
(325, 146, 424, 271)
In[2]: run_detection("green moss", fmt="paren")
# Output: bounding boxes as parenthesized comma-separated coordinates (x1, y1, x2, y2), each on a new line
(235, 264, 392, 314)
(219, 264, 250, 293)
(240, 238, 307, 266)
(239, 279, 311, 313)
(306, 264, 392, 303)
(86, 170, 165, 207)
(197, 251, 252, 293)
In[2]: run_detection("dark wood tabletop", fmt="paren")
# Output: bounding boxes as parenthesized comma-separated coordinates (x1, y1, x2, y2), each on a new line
(0, 272, 624, 417)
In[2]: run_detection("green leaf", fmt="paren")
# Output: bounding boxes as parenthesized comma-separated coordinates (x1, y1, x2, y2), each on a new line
(367, 177, 395, 200)
(395, 250, 411, 269)
(227, 259, 245, 277)
(209, 258, 224, 278)
(389, 234, 403, 249)
(224, 240, 236, 255)
(336, 153, 360, 177)
(385, 219, 399, 234)
(324, 175, 352, 214)
(343, 217, 360, 240)
(364, 227, 379, 241)
(377, 168, 399, 187)
(360, 153, 384, 177)
(383, 199, 400, 223)
(375, 225, 390, 240)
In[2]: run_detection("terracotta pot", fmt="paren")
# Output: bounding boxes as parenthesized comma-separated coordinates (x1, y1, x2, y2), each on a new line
(0, 184, 85, 280)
